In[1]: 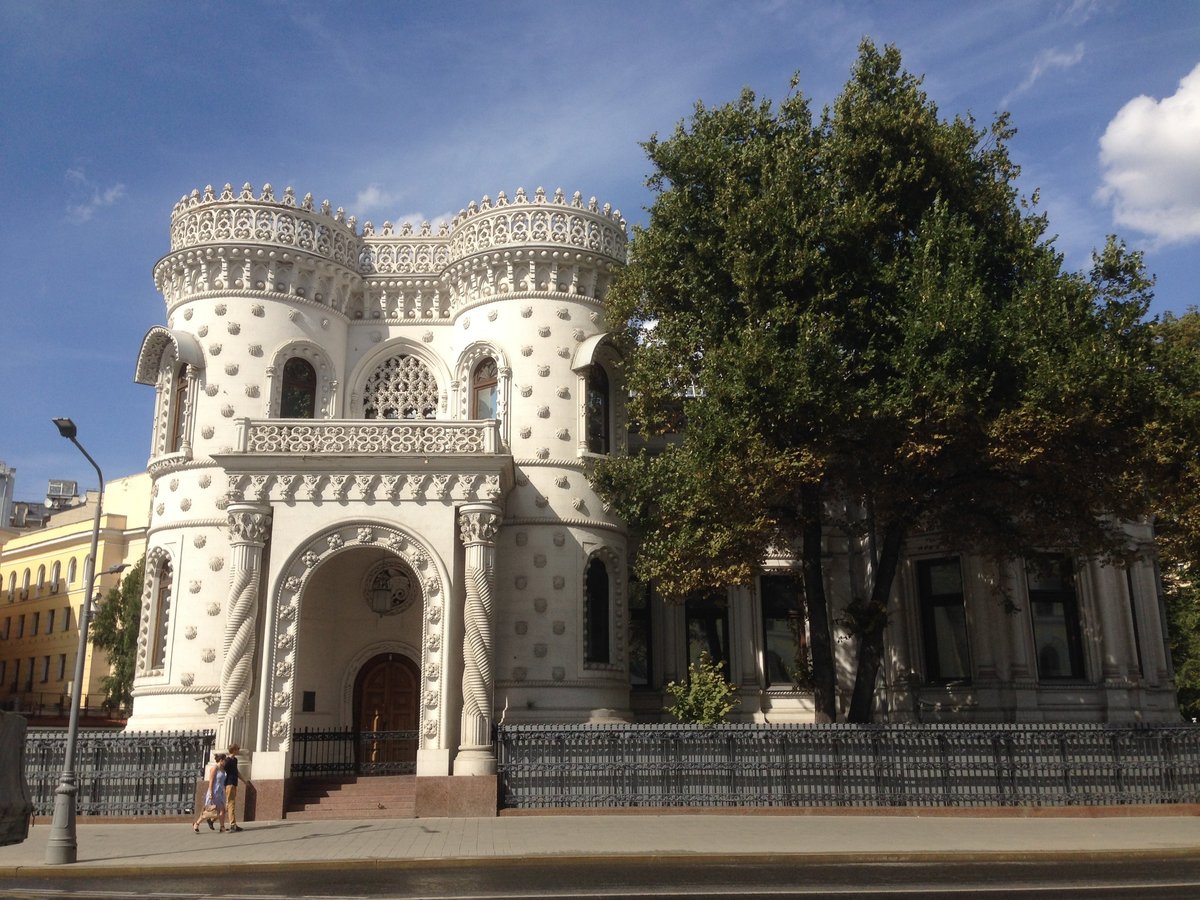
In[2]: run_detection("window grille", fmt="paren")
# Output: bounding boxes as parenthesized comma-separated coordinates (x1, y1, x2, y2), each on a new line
(362, 354, 439, 420)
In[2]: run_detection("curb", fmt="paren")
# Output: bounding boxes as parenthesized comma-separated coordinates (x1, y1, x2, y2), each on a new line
(5, 846, 1200, 879)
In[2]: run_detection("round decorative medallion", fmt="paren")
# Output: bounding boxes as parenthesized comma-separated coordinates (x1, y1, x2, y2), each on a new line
(363, 559, 419, 616)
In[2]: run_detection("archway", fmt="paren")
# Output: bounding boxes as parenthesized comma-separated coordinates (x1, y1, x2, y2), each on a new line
(353, 653, 420, 774)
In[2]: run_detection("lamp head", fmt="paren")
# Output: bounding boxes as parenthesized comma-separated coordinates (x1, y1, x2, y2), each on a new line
(52, 417, 77, 439)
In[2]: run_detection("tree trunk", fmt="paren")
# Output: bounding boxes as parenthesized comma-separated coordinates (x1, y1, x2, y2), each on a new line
(846, 519, 907, 723)
(801, 484, 838, 722)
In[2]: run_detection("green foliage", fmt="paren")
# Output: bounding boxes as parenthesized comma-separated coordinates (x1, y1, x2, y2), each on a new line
(1165, 567, 1200, 721)
(89, 556, 144, 709)
(664, 652, 738, 726)
(596, 40, 1169, 722)
(1150, 308, 1200, 718)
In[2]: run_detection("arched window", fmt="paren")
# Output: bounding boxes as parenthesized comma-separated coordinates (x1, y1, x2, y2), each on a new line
(362, 354, 439, 420)
(585, 365, 611, 454)
(36, 566, 45, 595)
(50, 562, 61, 593)
(6, 572, 14, 597)
(280, 357, 318, 419)
(584, 557, 611, 665)
(150, 558, 173, 670)
(67, 558, 78, 584)
(471, 358, 499, 419)
(22, 569, 31, 596)
(168, 364, 189, 452)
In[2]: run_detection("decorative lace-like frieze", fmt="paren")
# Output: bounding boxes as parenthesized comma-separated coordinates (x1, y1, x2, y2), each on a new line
(169, 183, 360, 267)
(225, 471, 503, 504)
(236, 419, 498, 455)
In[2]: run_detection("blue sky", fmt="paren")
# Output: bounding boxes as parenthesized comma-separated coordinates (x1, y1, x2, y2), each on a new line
(1, 1, 1198, 500)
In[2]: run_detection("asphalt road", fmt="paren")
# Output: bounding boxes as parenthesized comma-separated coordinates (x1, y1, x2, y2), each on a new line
(3, 857, 1200, 899)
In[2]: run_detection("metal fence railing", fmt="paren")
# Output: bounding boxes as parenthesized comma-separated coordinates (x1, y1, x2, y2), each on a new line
(24, 729, 214, 817)
(290, 727, 418, 776)
(497, 723, 1200, 809)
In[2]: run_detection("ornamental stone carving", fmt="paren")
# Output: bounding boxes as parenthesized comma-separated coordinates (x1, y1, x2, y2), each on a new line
(229, 510, 271, 544)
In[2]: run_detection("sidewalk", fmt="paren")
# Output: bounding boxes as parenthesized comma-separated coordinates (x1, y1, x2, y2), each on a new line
(2, 811, 1200, 877)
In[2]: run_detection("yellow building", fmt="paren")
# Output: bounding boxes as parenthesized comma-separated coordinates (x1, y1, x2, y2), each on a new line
(0, 473, 150, 720)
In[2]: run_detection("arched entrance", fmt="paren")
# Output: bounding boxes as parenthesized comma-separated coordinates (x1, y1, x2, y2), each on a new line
(353, 653, 420, 774)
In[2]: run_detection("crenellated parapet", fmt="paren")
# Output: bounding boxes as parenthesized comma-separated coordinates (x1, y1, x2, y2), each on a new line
(153, 182, 627, 319)
(155, 183, 364, 313)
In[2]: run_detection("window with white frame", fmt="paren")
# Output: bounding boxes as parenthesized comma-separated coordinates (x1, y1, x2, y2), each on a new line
(471, 358, 499, 420)
(167, 363, 190, 453)
(148, 556, 174, 671)
(584, 365, 611, 454)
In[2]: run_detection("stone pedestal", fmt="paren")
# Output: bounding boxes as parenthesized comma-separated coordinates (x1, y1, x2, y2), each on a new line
(0, 712, 31, 845)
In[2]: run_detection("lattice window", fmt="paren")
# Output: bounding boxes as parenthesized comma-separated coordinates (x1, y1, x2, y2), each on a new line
(362, 354, 439, 420)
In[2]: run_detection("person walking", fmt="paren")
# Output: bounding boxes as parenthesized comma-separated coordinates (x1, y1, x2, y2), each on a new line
(224, 743, 253, 832)
(192, 752, 227, 833)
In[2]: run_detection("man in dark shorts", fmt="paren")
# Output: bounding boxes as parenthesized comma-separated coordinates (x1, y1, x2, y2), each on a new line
(224, 743, 253, 832)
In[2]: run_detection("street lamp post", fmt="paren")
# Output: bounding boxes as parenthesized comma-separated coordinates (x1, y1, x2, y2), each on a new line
(45, 417, 104, 866)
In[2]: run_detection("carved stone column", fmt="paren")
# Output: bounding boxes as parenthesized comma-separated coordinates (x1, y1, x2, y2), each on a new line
(217, 502, 272, 750)
(455, 502, 501, 776)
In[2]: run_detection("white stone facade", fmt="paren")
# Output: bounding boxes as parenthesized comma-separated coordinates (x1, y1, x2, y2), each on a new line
(130, 184, 630, 780)
(129, 182, 1179, 785)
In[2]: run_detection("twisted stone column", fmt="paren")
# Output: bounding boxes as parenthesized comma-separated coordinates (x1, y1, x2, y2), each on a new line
(455, 502, 500, 775)
(217, 502, 272, 750)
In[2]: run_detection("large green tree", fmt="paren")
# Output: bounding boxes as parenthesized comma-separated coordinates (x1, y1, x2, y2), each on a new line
(90, 556, 144, 709)
(1151, 308, 1200, 719)
(594, 42, 1163, 722)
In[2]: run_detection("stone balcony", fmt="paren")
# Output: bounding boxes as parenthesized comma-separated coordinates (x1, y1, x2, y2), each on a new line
(212, 419, 512, 502)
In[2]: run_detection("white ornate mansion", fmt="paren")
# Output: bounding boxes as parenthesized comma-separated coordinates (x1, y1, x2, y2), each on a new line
(129, 182, 1179, 815)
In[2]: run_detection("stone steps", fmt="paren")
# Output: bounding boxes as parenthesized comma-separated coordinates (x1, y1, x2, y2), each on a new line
(286, 775, 416, 820)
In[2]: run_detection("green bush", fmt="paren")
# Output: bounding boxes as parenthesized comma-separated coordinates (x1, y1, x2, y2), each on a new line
(665, 652, 738, 725)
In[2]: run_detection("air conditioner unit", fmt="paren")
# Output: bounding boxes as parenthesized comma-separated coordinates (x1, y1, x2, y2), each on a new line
(47, 480, 78, 500)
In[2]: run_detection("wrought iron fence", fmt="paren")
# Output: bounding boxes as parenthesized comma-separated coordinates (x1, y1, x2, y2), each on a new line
(497, 723, 1200, 809)
(24, 728, 214, 816)
(290, 727, 418, 776)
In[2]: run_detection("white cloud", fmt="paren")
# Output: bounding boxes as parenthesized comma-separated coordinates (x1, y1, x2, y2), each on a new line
(1096, 63, 1200, 247)
(354, 184, 402, 215)
(1003, 43, 1085, 104)
(64, 168, 126, 224)
(1061, 0, 1102, 26)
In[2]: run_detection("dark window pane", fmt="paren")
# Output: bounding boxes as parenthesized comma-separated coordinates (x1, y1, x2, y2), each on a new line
(585, 558, 610, 664)
(585, 365, 610, 454)
(761, 574, 806, 688)
(1027, 555, 1085, 680)
(918, 557, 972, 683)
(628, 579, 651, 687)
(686, 590, 729, 670)
(280, 357, 317, 418)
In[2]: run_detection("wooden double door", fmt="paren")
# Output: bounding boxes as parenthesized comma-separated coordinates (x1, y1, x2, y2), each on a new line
(353, 653, 419, 773)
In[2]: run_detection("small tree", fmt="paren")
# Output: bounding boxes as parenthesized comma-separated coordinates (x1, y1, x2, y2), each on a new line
(90, 556, 144, 709)
(665, 652, 738, 725)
